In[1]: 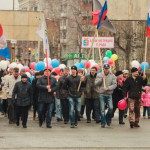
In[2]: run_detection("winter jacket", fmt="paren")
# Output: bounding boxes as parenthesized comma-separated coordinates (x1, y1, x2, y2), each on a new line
(64, 75, 83, 98)
(36, 75, 57, 104)
(4, 75, 21, 98)
(83, 73, 99, 99)
(95, 71, 117, 96)
(12, 81, 33, 106)
(141, 93, 150, 107)
(56, 75, 68, 99)
(122, 76, 147, 100)
(32, 78, 39, 106)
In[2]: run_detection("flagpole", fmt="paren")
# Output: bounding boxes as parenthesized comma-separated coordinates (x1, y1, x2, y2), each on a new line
(46, 49, 50, 86)
(96, 30, 106, 88)
(144, 37, 148, 75)
(37, 0, 42, 62)
(77, 31, 97, 92)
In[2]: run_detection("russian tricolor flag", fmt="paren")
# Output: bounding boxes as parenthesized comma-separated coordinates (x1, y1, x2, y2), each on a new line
(0, 24, 11, 59)
(146, 12, 150, 38)
(97, 0, 108, 30)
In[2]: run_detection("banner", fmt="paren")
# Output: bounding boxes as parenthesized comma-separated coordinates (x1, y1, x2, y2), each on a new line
(82, 36, 114, 48)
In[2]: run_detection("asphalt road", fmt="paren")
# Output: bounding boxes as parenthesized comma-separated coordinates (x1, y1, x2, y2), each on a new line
(0, 110, 150, 150)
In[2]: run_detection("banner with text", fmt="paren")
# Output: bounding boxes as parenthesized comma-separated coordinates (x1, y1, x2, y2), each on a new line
(82, 37, 114, 48)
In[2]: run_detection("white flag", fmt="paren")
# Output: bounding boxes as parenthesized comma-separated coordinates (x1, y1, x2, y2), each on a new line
(36, 16, 50, 57)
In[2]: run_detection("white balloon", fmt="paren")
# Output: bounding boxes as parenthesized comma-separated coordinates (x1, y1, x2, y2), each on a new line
(0, 60, 8, 70)
(26, 72, 31, 78)
(43, 58, 51, 65)
(6, 60, 10, 66)
(17, 64, 24, 71)
(59, 64, 66, 69)
(9, 62, 17, 68)
(131, 60, 140, 69)
(89, 60, 95, 68)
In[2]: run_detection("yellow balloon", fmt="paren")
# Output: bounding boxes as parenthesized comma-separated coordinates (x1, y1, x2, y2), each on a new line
(111, 54, 118, 61)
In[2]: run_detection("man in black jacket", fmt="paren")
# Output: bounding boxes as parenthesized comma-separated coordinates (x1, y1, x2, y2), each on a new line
(83, 67, 100, 123)
(12, 74, 32, 128)
(36, 68, 57, 128)
(57, 67, 70, 124)
(123, 67, 147, 128)
(64, 66, 84, 128)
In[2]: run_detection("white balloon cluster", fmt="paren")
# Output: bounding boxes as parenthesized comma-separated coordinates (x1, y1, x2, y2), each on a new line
(131, 60, 140, 69)
(43, 58, 51, 65)
(0, 60, 8, 70)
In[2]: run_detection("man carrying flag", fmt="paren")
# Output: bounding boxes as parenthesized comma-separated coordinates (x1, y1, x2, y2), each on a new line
(0, 24, 11, 59)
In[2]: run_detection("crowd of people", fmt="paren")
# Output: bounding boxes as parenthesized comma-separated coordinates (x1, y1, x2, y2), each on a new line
(0, 63, 149, 129)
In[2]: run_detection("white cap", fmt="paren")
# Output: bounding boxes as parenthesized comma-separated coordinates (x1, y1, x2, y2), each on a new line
(123, 70, 129, 74)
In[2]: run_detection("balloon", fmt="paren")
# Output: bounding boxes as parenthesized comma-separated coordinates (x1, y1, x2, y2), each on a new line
(141, 62, 149, 70)
(45, 65, 53, 71)
(17, 62, 21, 64)
(118, 99, 127, 110)
(24, 67, 30, 72)
(43, 58, 51, 65)
(30, 62, 36, 70)
(108, 59, 114, 65)
(106, 50, 112, 58)
(111, 54, 118, 61)
(92, 10, 100, 26)
(35, 64, 40, 71)
(138, 64, 141, 71)
(26, 72, 31, 78)
(103, 57, 109, 63)
(80, 61, 85, 68)
(55, 67, 61, 75)
(0, 60, 8, 70)
(17, 64, 24, 71)
(92, 63, 100, 72)
(89, 60, 95, 67)
(9, 62, 17, 68)
(59, 64, 66, 69)
(75, 62, 81, 69)
(6, 60, 10, 66)
(30, 76, 34, 83)
(51, 59, 59, 68)
(84, 61, 91, 69)
(131, 60, 140, 69)
(36, 61, 45, 71)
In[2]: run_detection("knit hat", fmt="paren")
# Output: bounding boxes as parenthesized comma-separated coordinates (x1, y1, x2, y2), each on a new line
(115, 71, 123, 76)
(39, 70, 44, 75)
(21, 74, 28, 79)
(131, 67, 138, 73)
(123, 70, 129, 74)
(44, 68, 51, 72)
(103, 63, 110, 69)
(71, 65, 77, 71)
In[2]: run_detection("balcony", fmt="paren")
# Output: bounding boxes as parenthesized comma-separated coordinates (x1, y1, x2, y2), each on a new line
(60, 25, 67, 30)
(61, 13, 67, 18)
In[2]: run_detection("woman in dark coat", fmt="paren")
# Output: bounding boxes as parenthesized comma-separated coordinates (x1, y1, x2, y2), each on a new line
(112, 71, 126, 125)
(32, 72, 40, 120)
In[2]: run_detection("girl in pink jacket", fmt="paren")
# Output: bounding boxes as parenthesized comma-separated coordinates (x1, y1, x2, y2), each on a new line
(141, 86, 150, 119)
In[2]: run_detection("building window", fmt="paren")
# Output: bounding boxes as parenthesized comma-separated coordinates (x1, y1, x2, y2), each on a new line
(62, 45, 66, 51)
(61, 32, 66, 39)
(61, 4, 67, 13)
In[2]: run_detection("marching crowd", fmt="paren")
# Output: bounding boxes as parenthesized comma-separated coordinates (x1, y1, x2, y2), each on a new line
(0, 63, 149, 129)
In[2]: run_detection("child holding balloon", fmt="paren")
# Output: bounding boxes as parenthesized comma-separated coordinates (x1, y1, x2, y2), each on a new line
(141, 86, 150, 119)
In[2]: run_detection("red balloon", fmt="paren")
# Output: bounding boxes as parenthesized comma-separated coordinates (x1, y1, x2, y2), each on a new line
(84, 61, 91, 69)
(55, 67, 61, 75)
(138, 64, 141, 71)
(92, 10, 100, 26)
(108, 59, 114, 65)
(118, 99, 127, 110)
(45, 65, 53, 71)
(17, 62, 21, 64)
(92, 63, 100, 72)
(30, 62, 36, 70)
(24, 67, 30, 73)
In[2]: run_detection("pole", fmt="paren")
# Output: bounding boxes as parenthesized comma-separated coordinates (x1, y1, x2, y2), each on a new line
(144, 37, 148, 75)
(37, 0, 42, 62)
(77, 31, 97, 92)
(13, 0, 14, 10)
(93, 48, 95, 60)
(96, 30, 106, 88)
(46, 49, 50, 86)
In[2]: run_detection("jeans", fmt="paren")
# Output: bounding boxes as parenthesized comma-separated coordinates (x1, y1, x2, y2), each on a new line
(61, 99, 69, 122)
(68, 97, 81, 125)
(55, 97, 62, 119)
(99, 95, 113, 125)
(143, 106, 150, 117)
(38, 103, 54, 126)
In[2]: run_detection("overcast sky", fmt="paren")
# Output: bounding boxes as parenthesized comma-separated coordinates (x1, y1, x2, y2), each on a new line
(0, 0, 19, 10)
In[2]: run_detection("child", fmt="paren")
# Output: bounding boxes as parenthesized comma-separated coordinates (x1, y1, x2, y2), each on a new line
(141, 86, 150, 119)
